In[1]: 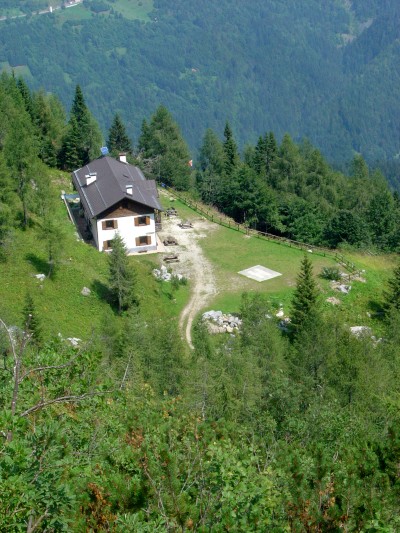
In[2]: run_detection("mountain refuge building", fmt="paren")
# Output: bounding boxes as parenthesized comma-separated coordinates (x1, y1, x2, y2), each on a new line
(72, 154, 162, 253)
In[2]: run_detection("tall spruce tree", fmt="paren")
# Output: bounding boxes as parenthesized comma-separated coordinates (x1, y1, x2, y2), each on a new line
(290, 254, 320, 336)
(138, 105, 191, 190)
(33, 90, 66, 167)
(22, 293, 42, 347)
(59, 85, 102, 170)
(107, 113, 132, 156)
(223, 122, 240, 177)
(197, 128, 225, 204)
(384, 264, 400, 312)
(108, 234, 138, 314)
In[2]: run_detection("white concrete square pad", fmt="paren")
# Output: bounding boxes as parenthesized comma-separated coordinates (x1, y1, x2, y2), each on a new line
(238, 265, 282, 282)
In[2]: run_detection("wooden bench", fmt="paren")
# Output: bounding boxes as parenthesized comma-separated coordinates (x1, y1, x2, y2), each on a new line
(163, 236, 178, 246)
(163, 254, 179, 263)
(178, 220, 193, 229)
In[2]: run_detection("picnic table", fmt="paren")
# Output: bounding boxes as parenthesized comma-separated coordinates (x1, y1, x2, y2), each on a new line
(165, 207, 178, 217)
(178, 220, 193, 229)
(163, 235, 178, 246)
(163, 254, 179, 263)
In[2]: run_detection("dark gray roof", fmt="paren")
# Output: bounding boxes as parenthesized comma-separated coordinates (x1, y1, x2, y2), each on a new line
(72, 156, 162, 218)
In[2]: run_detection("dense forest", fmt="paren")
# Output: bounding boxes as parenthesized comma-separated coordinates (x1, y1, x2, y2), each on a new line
(0, 0, 399, 180)
(1, 73, 400, 530)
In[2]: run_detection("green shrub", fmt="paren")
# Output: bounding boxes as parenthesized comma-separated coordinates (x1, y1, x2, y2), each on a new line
(320, 266, 341, 281)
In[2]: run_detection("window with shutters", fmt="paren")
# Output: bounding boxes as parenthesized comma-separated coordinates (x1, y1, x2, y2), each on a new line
(136, 235, 151, 246)
(135, 216, 150, 226)
(103, 240, 114, 251)
(102, 219, 118, 230)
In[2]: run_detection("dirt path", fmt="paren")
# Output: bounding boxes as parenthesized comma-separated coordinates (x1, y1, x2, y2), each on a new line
(158, 215, 218, 349)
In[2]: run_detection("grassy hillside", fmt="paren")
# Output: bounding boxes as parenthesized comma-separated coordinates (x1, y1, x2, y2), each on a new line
(0, 170, 395, 342)
(159, 196, 396, 335)
(0, 172, 188, 340)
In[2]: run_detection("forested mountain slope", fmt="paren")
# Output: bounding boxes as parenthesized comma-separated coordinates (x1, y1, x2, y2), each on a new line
(0, 0, 399, 168)
(2, 65, 400, 531)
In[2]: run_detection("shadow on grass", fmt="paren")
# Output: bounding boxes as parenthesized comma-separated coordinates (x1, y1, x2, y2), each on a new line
(367, 299, 386, 320)
(91, 279, 112, 302)
(25, 253, 50, 276)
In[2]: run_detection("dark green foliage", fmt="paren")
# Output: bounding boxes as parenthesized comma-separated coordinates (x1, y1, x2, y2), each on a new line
(22, 292, 42, 346)
(194, 127, 400, 251)
(223, 122, 240, 177)
(290, 254, 320, 336)
(138, 105, 191, 190)
(324, 209, 370, 247)
(107, 112, 132, 156)
(32, 90, 66, 167)
(59, 85, 102, 171)
(320, 266, 341, 281)
(0, 46, 400, 532)
(384, 264, 400, 312)
(108, 234, 138, 313)
(0, 1, 398, 167)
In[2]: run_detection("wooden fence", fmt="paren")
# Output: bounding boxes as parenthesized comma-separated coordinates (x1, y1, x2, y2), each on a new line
(164, 187, 359, 274)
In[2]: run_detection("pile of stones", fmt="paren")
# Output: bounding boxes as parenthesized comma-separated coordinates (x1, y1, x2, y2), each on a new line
(202, 310, 242, 334)
(153, 265, 184, 282)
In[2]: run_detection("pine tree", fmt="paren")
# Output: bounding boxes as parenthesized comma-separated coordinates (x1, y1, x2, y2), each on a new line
(70, 84, 87, 124)
(290, 254, 320, 336)
(138, 106, 191, 190)
(384, 264, 400, 312)
(197, 128, 225, 204)
(16, 77, 35, 121)
(107, 113, 132, 156)
(33, 90, 66, 167)
(265, 131, 278, 178)
(59, 85, 102, 170)
(108, 234, 138, 314)
(23, 293, 42, 346)
(138, 118, 151, 153)
(4, 111, 38, 227)
(58, 116, 82, 171)
(223, 122, 240, 177)
(253, 135, 267, 176)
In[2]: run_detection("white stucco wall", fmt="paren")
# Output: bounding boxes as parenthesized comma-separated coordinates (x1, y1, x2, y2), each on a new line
(90, 218, 99, 249)
(96, 213, 157, 253)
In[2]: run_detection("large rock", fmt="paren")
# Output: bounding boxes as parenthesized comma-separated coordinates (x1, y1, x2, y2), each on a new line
(336, 284, 351, 294)
(81, 287, 91, 296)
(350, 326, 372, 337)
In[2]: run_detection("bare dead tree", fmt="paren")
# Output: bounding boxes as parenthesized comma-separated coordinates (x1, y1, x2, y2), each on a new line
(0, 317, 111, 442)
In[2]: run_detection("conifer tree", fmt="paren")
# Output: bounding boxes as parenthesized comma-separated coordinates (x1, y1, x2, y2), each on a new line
(16, 77, 34, 121)
(107, 113, 132, 156)
(290, 254, 320, 336)
(223, 122, 240, 177)
(59, 85, 102, 170)
(108, 234, 138, 314)
(33, 90, 66, 167)
(138, 106, 191, 190)
(384, 264, 400, 312)
(253, 135, 267, 176)
(265, 131, 278, 177)
(4, 112, 38, 227)
(197, 128, 225, 204)
(23, 293, 42, 346)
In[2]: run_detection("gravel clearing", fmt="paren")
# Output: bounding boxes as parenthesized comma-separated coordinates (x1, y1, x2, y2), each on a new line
(158, 214, 218, 348)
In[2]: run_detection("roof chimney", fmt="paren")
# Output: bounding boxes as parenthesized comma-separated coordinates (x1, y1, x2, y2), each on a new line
(126, 184, 133, 195)
(119, 153, 127, 163)
(85, 172, 97, 186)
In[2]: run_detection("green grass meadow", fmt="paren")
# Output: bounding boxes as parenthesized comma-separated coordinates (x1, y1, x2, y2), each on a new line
(109, 0, 153, 21)
(161, 194, 394, 330)
(0, 182, 395, 341)
(0, 175, 187, 340)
